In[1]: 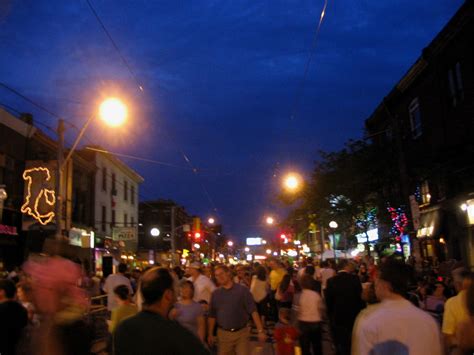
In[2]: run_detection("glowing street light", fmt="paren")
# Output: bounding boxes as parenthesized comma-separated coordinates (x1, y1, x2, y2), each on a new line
(99, 98, 128, 127)
(266, 216, 274, 225)
(227, 241, 234, 247)
(329, 221, 338, 229)
(244, 247, 250, 252)
(283, 173, 301, 191)
(208, 217, 215, 224)
(193, 243, 201, 249)
(150, 228, 160, 237)
(265, 249, 272, 255)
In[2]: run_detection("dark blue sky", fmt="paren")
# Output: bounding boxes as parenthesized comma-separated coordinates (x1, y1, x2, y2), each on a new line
(0, 0, 463, 240)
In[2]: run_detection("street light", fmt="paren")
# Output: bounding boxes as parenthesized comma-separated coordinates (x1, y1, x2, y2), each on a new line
(244, 247, 250, 252)
(227, 241, 234, 247)
(150, 228, 160, 237)
(329, 221, 338, 229)
(265, 216, 274, 225)
(283, 173, 302, 192)
(208, 217, 215, 224)
(329, 221, 338, 261)
(266, 249, 272, 255)
(55, 97, 127, 239)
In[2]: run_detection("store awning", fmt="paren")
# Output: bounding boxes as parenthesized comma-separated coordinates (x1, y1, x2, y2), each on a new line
(417, 207, 442, 238)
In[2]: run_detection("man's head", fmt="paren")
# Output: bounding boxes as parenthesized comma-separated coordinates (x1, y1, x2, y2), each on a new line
(187, 262, 202, 278)
(214, 265, 232, 287)
(452, 267, 468, 292)
(0, 279, 16, 302)
(375, 258, 413, 300)
(140, 267, 176, 314)
(118, 263, 128, 274)
(114, 285, 130, 304)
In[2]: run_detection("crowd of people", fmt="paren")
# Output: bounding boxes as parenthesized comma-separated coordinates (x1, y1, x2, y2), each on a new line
(1, 250, 474, 355)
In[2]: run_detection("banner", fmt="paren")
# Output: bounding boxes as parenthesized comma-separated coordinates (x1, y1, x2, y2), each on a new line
(112, 227, 137, 242)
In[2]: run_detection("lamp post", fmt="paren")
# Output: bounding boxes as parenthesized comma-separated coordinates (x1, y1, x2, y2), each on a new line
(55, 98, 127, 240)
(329, 221, 338, 262)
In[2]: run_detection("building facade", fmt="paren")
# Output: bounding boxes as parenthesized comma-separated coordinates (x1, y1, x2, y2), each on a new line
(365, 1, 474, 267)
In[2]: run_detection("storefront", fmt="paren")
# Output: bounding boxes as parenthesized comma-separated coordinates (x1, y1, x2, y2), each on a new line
(0, 224, 20, 270)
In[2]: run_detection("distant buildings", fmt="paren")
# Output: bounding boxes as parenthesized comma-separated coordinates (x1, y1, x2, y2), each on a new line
(365, 1, 474, 266)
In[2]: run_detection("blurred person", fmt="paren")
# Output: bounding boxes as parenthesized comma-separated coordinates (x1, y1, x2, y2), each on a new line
(187, 262, 216, 304)
(425, 282, 446, 314)
(170, 280, 206, 342)
(276, 274, 294, 309)
(208, 265, 266, 354)
(234, 265, 250, 287)
(109, 285, 138, 333)
(318, 260, 336, 291)
(296, 258, 310, 281)
(325, 260, 364, 355)
(455, 272, 474, 354)
(103, 263, 133, 311)
(352, 258, 442, 355)
(358, 263, 369, 283)
(114, 267, 209, 355)
(296, 274, 323, 355)
(16, 282, 38, 325)
(274, 307, 299, 355)
(442, 269, 471, 353)
(0, 279, 28, 355)
(250, 265, 269, 325)
(269, 259, 287, 321)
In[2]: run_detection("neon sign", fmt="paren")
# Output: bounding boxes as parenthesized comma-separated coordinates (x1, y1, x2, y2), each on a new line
(21, 167, 56, 225)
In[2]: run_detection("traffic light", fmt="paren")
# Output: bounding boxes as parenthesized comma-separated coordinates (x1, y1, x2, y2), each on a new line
(194, 232, 201, 240)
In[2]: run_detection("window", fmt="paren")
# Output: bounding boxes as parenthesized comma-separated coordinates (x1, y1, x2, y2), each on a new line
(124, 180, 128, 201)
(111, 209, 116, 228)
(408, 98, 422, 139)
(102, 167, 107, 191)
(131, 216, 135, 227)
(124, 213, 128, 226)
(101, 206, 106, 232)
(111, 173, 116, 195)
(131, 185, 135, 205)
(448, 62, 464, 107)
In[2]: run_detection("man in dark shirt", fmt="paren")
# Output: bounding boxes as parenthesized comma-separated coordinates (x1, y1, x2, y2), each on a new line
(325, 260, 365, 355)
(114, 267, 209, 355)
(0, 279, 28, 355)
(208, 265, 266, 355)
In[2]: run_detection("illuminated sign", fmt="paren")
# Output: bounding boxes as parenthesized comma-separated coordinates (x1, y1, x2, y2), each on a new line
(21, 167, 56, 225)
(112, 227, 138, 242)
(246, 237, 262, 246)
(356, 228, 379, 244)
(0, 224, 17, 235)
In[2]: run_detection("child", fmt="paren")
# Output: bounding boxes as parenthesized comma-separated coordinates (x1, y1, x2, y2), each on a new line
(274, 307, 299, 355)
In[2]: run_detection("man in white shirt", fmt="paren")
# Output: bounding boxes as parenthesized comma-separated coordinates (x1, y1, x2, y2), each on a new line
(103, 263, 133, 311)
(187, 262, 216, 304)
(352, 258, 442, 355)
(318, 260, 336, 290)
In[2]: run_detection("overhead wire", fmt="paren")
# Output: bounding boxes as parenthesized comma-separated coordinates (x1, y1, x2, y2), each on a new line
(85, 0, 144, 92)
(290, 0, 329, 120)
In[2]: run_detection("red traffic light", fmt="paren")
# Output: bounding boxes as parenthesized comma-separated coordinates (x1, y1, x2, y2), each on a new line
(194, 232, 201, 239)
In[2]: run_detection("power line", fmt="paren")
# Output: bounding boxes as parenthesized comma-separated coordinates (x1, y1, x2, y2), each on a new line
(290, 0, 329, 120)
(85, 0, 144, 92)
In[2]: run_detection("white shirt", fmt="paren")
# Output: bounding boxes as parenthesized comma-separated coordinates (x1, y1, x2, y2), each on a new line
(320, 267, 336, 289)
(190, 274, 216, 304)
(103, 273, 132, 311)
(297, 289, 322, 322)
(250, 275, 268, 303)
(352, 298, 442, 355)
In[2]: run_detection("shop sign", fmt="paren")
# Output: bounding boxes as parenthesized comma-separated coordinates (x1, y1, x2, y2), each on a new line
(416, 226, 434, 238)
(246, 237, 262, 246)
(0, 224, 17, 235)
(112, 227, 137, 242)
(356, 228, 379, 244)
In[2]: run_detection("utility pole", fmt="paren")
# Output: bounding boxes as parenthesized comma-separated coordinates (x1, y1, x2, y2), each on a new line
(171, 206, 176, 266)
(56, 119, 65, 240)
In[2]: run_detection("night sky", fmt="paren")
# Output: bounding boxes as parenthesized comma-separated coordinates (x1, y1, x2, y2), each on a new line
(0, 0, 463, 241)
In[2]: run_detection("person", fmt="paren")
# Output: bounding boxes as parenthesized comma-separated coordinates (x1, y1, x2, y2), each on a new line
(0, 279, 29, 355)
(442, 268, 471, 353)
(114, 267, 209, 355)
(170, 280, 206, 342)
(297, 258, 312, 282)
(269, 259, 287, 321)
(187, 262, 216, 304)
(109, 285, 138, 333)
(424, 281, 446, 322)
(455, 272, 474, 354)
(250, 265, 269, 325)
(234, 265, 250, 287)
(325, 260, 364, 355)
(296, 274, 323, 355)
(358, 263, 369, 283)
(352, 258, 442, 355)
(16, 281, 38, 325)
(103, 263, 133, 311)
(276, 274, 294, 309)
(274, 307, 299, 355)
(318, 260, 336, 291)
(208, 264, 266, 355)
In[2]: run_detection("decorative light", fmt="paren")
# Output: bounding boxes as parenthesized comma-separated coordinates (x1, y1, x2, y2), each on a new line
(21, 167, 56, 225)
(218, 253, 225, 259)
(439, 238, 446, 244)
(294, 240, 301, 245)
(150, 228, 160, 237)
(461, 203, 468, 211)
(194, 243, 201, 249)
(273, 252, 278, 256)
(262, 240, 267, 244)
(244, 247, 250, 252)
(265, 249, 272, 254)
(227, 241, 234, 247)
(127, 255, 134, 260)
